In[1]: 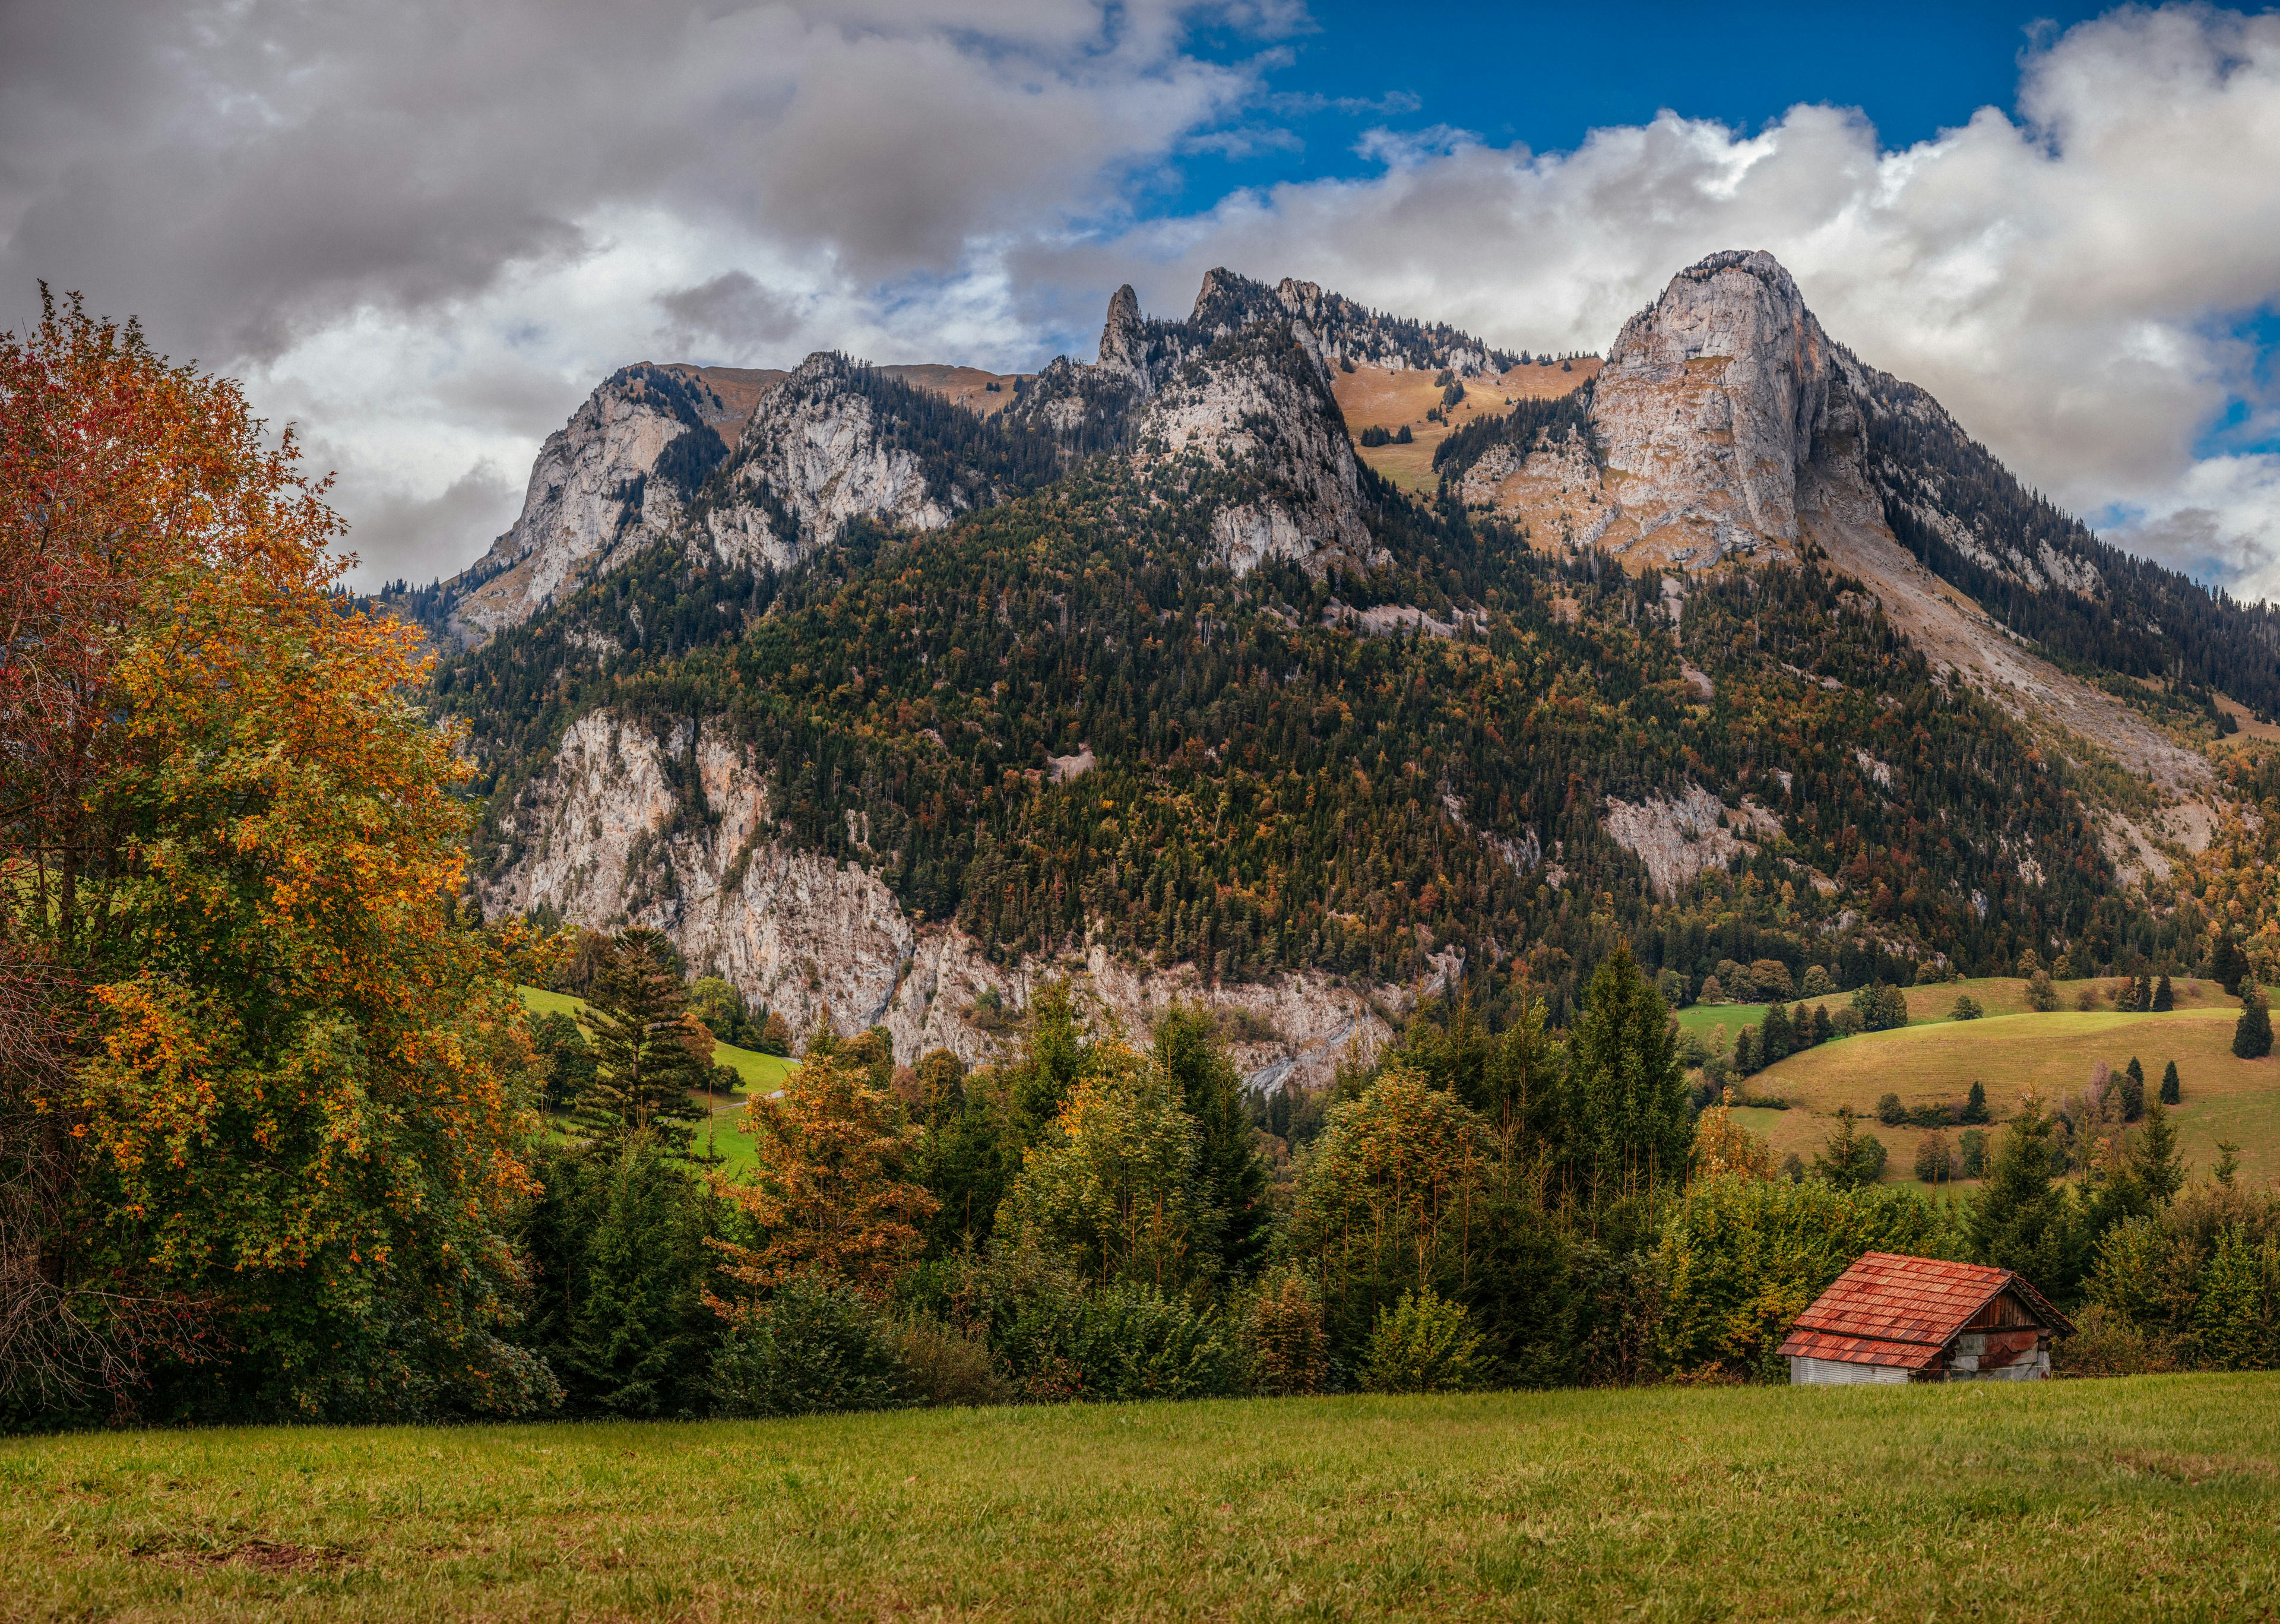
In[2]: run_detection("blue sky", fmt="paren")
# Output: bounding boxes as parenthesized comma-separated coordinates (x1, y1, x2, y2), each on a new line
(1168, 2, 2118, 213)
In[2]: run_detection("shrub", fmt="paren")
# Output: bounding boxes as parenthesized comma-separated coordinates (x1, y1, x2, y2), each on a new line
(1876, 1091, 1907, 1127)
(889, 1313, 1013, 1408)
(1360, 1288, 1484, 1394)
(1950, 994, 1983, 1021)
(709, 1272, 909, 1417)
(1241, 1271, 1331, 1397)
(2057, 1303, 2184, 1376)
(2190, 1225, 2280, 1370)
(973, 1253, 1240, 1402)
(2075, 986, 2098, 1011)
(2025, 971, 2059, 1012)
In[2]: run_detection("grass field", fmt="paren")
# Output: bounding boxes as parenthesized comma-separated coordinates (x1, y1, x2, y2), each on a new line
(1736, 996, 2278, 1185)
(3, 1376, 2274, 1620)
(1330, 360, 1600, 492)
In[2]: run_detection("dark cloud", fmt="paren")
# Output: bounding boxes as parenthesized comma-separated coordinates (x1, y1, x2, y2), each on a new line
(337, 460, 522, 586)
(654, 270, 805, 358)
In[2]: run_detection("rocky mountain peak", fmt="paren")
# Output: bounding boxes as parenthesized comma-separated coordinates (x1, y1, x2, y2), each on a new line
(1095, 282, 1153, 391)
(1592, 248, 1838, 562)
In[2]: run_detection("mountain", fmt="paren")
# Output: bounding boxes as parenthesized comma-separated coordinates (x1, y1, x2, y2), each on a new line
(409, 251, 2266, 1085)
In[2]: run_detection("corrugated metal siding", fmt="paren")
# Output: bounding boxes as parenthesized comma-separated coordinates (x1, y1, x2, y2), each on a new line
(1790, 1356, 1910, 1385)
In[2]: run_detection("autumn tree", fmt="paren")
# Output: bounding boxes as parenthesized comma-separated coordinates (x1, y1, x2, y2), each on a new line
(712, 1045, 937, 1301)
(1005, 1041, 1217, 1291)
(3, 293, 552, 1419)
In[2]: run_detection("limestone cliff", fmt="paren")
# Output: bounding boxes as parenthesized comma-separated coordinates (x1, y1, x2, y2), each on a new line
(483, 709, 1401, 1084)
(450, 365, 736, 642)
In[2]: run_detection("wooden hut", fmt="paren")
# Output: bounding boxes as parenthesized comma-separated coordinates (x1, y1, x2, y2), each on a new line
(1779, 1252, 2072, 1384)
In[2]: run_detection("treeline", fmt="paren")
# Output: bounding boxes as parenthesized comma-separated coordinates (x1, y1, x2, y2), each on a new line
(1429, 381, 1595, 482)
(499, 932, 2277, 1422)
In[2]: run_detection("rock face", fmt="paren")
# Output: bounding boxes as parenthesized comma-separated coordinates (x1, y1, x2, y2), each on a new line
(1602, 783, 1781, 900)
(451, 365, 736, 641)
(701, 353, 968, 574)
(484, 708, 1400, 1085)
(1589, 249, 1832, 569)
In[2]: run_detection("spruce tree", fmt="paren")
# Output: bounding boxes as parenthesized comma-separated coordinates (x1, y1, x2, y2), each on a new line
(1966, 1100, 2086, 1301)
(577, 932, 709, 1150)
(1152, 1005, 1272, 1280)
(2120, 1057, 2146, 1122)
(1760, 1002, 1794, 1065)
(2154, 974, 2174, 1011)
(2234, 986, 2273, 1060)
(1962, 1079, 1990, 1125)
(1565, 943, 1689, 1191)
(2129, 1101, 2186, 1205)
(2160, 1058, 2181, 1104)
(1810, 1003, 1834, 1046)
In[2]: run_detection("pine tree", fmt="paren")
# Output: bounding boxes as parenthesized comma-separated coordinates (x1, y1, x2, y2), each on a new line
(1565, 943, 1690, 1191)
(2160, 1058, 2181, 1104)
(1733, 1023, 1759, 1077)
(2129, 1101, 2186, 1205)
(577, 931, 710, 1150)
(2211, 934, 2249, 996)
(2234, 985, 2273, 1060)
(1962, 1079, 1990, 1125)
(2120, 1057, 2146, 1122)
(1809, 1003, 1834, 1045)
(1152, 1005, 1272, 1280)
(2154, 974, 2174, 1011)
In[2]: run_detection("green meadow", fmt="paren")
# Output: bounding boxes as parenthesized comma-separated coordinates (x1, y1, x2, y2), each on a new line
(4, 1376, 2275, 1621)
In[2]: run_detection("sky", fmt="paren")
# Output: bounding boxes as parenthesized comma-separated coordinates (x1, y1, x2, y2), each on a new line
(5, 1, 2280, 600)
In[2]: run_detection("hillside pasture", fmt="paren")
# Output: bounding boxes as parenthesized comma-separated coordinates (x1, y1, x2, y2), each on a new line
(1331, 359, 1600, 492)
(2, 1376, 2273, 1621)
(1740, 1003, 2276, 1185)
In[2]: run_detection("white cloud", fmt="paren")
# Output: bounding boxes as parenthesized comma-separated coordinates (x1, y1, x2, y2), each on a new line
(9, 2, 2280, 601)
(1064, 5, 2280, 601)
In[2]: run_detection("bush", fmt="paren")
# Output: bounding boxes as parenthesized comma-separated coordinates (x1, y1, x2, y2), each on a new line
(970, 1251, 1241, 1402)
(1950, 994, 1983, 1021)
(1360, 1287, 1484, 1394)
(2057, 1303, 2184, 1376)
(1241, 1271, 1331, 1397)
(709, 1272, 909, 1417)
(2025, 971, 2059, 1012)
(889, 1313, 1014, 1408)
(1876, 1092, 1907, 1127)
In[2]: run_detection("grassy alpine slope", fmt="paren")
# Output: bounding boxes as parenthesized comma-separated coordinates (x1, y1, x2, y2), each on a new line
(4, 1376, 2276, 1622)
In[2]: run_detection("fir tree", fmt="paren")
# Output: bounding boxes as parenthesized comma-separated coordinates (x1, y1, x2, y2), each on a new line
(2129, 1101, 2186, 1205)
(2120, 1057, 2146, 1122)
(1961, 1079, 1990, 1125)
(2160, 1058, 2181, 1105)
(1152, 1005, 1273, 1280)
(1810, 1107, 1888, 1189)
(2234, 985, 2273, 1060)
(2154, 974, 2175, 1011)
(1809, 1004, 1834, 1046)
(577, 931, 710, 1150)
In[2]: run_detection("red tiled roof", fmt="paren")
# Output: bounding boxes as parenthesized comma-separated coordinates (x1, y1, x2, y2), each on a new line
(1775, 1252, 2073, 1366)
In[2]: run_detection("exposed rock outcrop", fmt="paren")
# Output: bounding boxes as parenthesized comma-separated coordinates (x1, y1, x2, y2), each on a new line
(1603, 782, 1782, 900)
(451, 365, 736, 641)
(484, 709, 1401, 1085)
(701, 353, 968, 574)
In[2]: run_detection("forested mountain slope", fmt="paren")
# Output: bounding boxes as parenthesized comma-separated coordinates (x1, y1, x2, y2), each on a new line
(413, 252, 2271, 1080)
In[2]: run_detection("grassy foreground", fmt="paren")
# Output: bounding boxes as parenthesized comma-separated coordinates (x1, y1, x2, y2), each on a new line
(4, 1377, 2276, 1621)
